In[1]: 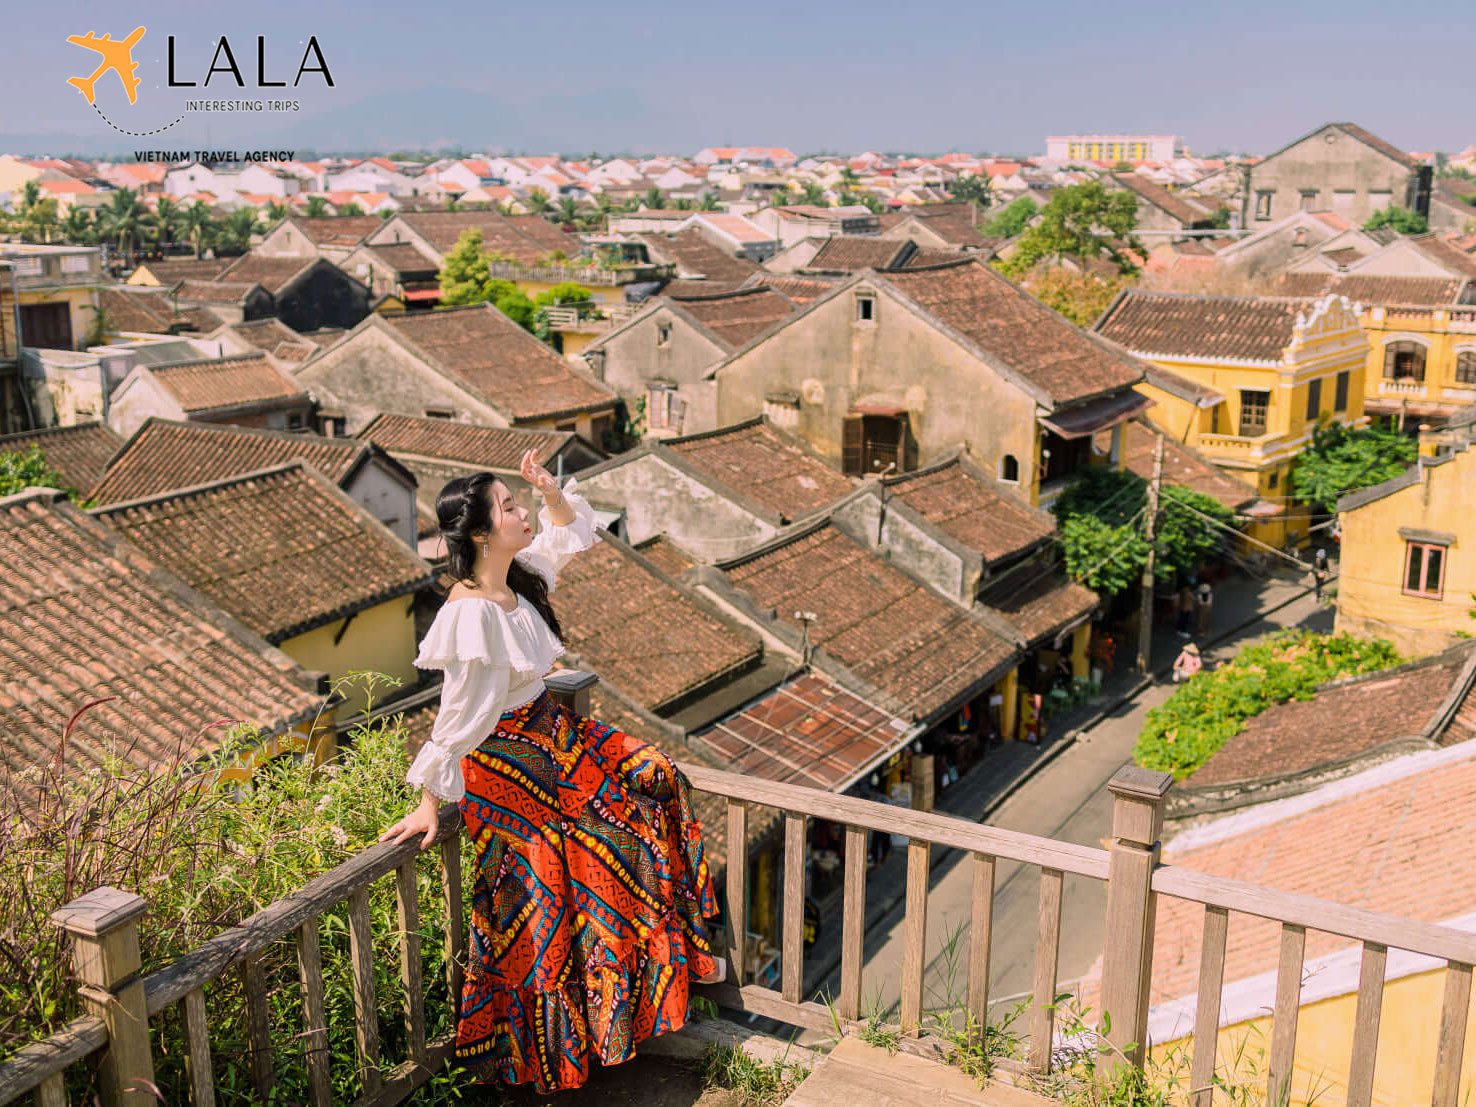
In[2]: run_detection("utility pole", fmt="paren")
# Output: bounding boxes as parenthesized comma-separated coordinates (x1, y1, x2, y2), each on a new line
(1136, 433, 1165, 675)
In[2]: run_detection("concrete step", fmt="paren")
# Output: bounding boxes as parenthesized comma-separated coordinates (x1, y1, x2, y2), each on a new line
(781, 1037, 1057, 1106)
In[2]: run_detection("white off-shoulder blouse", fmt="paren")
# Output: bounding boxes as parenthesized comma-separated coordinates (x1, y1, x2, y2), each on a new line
(405, 478, 600, 803)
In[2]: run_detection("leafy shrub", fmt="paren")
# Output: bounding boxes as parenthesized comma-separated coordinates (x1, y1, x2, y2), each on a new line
(1133, 631, 1401, 778)
(0, 677, 474, 1104)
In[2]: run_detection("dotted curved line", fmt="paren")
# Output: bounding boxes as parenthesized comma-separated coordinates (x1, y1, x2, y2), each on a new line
(90, 100, 184, 137)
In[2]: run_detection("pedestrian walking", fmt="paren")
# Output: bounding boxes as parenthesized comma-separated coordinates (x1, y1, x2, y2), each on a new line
(1195, 580, 1214, 636)
(1176, 581, 1195, 638)
(1314, 548, 1329, 602)
(1172, 642, 1203, 683)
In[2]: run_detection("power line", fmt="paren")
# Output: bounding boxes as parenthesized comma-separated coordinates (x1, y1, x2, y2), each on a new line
(1162, 496, 1309, 570)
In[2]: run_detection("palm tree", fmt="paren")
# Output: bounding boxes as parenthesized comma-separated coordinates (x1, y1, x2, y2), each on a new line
(20, 179, 42, 217)
(556, 194, 579, 228)
(179, 200, 214, 259)
(23, 198, 61, 243)
(264, 200, 291, 225)
(697, 191, 720, 211)
(219, 208, 260, 253)
(153, 195, 181, 252)
(526, 188, 551, 215)
(303, 195, 330, 218)
(61, 207, 96, 245)
(99, 188, 154, 260)
(338, 202, 364, 216)
(800, 181, 828, 207)
(643, 186, 666, 210)
(839, 166, 860, 189)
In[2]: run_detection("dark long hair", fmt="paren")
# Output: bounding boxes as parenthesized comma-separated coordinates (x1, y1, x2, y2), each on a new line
(436, 473, 563, 642)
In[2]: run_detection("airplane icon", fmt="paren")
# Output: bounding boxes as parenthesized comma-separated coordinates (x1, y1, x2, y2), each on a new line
(66, 27, 146, 106)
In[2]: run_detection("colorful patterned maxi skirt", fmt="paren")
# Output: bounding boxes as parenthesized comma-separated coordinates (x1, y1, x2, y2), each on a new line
(454, 689, 720, 1092)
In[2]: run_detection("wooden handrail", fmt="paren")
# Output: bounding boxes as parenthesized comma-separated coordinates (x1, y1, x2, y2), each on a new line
(0, 1017, 107, 1106)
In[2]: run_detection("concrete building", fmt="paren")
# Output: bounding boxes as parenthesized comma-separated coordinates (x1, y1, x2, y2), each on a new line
(1244, 123, 1431, 230)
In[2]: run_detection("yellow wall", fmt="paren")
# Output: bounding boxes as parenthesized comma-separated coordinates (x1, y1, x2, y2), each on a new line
(1152, 966, 1476, 1106)
(1336, 440, 1474, 657)
(280, 595, 420, 715)
(1359, 305, 1476, 422)
(21, 287, 101, 350)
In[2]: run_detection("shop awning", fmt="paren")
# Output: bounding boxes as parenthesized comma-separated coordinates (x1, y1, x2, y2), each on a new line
(1238, 499, 1287, 519)
(402, 287, 442, 302)
(1039, 390, 1153, 440)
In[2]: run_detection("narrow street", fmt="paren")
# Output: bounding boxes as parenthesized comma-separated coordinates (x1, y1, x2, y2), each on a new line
(805, 570, 1333, 1026)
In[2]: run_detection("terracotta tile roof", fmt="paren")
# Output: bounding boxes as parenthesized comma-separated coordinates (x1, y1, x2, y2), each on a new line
(879, 203, 993, 249)
(666, 418, 855, 520)
(1186, 651, 1474, 787)
(0, 489, 321, 790)
(396, 211, 574, 263)
(177, 278, 261, 305)
(983, 572, 1097, 647)
(901, 247, 969, 267)
(290, 215, 383, 247)
(91, 419, 373, 505)
(804, 236, 914, 272)
(694, 671, 909, 790)
(0, 421, 123, 494)
(636, 229, 760, 283)
(214, 254, 319, 294)
(553, 537, 763, 712)
(632, 535, 699, 577)
(1095, 289, 1309, 363)
(721, 522, 1016, 721)
(359, 412, 573, 470)
(149, 353, 308, 414)
(92, 462, 432, 643)
(882, 455, 1053, 565)
(1273, 272, 1464, 307)
(668, 287, 796, 350)
(98, 287, 221, 334)
(1096, 420, 1257, 512)
(658, 279, 745, 299)
(1407, 234, 1476, 280)
(1110, 174, 1211, 226)
(693, 213, 773, 245)
(1333, 122, 1420, 170)
(364, 242, 438, 275)
(746, 274, 838, 304)
(1143, 746, 1476, 1004)
(879, 260, 1145, 405)
(380, 305, 616, 422)
(222, 318, 306, 355)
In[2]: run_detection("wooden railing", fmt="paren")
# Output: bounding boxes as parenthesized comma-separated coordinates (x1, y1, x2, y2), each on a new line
(4, 672, 1473, 1107)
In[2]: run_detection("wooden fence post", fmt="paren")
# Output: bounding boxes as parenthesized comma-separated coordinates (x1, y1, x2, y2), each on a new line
(546, 669, 599, 716)
(1099, 766, 1173, 1068)
(51, 887, 156, 1107)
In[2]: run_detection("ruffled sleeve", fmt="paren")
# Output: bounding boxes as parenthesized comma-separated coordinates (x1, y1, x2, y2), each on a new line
(515, 476, 600, 591)
(407, 603, 513, 804)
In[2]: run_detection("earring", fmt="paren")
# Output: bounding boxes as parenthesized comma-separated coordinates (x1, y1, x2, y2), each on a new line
(483, 538, 491, 557)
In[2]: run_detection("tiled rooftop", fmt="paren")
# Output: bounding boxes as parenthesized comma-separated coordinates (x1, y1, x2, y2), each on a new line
(666, 418, 855, 521)
(359, 413, 574, 470)
(91, 462, 434, 643)
(0, 421, 123, 495)
(91, 418, 374, 505)
(0, 489, 321, 787)
(380, 305, 616, 422)
(1273, 272, 1467, 307)
(721, 522, 1016, 721)
(214, 254, 319, 294)
(555, 536, 764, 713)
(1110, 173, 1212, 225)
(1095, 289, 1312, 363)
(395, 211, 574, 262)
(150, 353, 308, 414)
(290, 215, 384, 247)
(97, 288, 223, 335)
(669, 287, 797, 349)
(632, 534, 699, 578)
(133, 258, 232, 284)
(638, 229, 760, 283)
(176, 279, 261, 306)
(364, 242, 439, 275)
(882, 455, 1053, 565)
(804, 237, 915, 272)
(880, 259, 1145, 405)
(694, 671, 909, 790)
(745, 274, 837, 304)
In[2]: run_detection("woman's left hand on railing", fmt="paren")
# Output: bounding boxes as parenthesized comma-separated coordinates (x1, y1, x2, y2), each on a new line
(379, 789, 442, 851)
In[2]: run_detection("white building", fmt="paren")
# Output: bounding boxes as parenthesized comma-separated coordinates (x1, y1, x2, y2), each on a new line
(1045, 134, 1177, 163)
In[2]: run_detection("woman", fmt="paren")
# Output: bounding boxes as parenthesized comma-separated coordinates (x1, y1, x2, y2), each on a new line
(1172, 641, 1203, 683)
(380, 450, 722, 1093)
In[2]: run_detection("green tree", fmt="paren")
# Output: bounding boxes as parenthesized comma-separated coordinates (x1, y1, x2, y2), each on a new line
(263, 200, 291, 225)
(22, 197, 61, 243)
(0, 445, 77, 498)
(216, 208, 260, 253)
(697, 191, 720, 211)
(98, 188, 154, 259)
(642, 186, 666, 210)
(997, 182, 1141, 277)
(800, 181, 828, 207)
(1363, 205, 1429, 234)
(981, 196, 1038, 238)
(179, 200, 214, 259)
(303, 195, 331, 217)
(1291, 421, 1418, 507)
(152, 195, 181, 250)
(526, 188, 552, 215)
(556, 194, 580, 228)
(436, 228, 539, 332)
(1017, 269, 1126, 327)
(947, 173, 993, 208)
(337, 202, 364, 216)
(60, 207, 96, 245)
(851, 191, 886, 214)
(534, 281, 594, 311)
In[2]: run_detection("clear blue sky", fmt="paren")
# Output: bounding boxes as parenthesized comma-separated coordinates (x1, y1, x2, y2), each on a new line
(5, 0, 1473, 157)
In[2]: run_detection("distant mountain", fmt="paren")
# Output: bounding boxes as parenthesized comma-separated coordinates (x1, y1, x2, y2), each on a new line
(0, 85, 660, 159)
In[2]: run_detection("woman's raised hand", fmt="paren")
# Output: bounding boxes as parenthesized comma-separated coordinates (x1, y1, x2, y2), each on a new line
(379, 791, 442, 852)
(519, 448, 560, 501)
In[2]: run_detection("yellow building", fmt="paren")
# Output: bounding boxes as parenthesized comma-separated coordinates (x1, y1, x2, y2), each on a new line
(1357, 302, 1476, 426)
(1334, 416, 1475, 657)
(1096, 290, 1369, 548)
(1, 244, 105, 351)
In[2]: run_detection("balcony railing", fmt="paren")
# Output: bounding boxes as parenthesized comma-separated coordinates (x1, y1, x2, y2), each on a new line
(1379, 378, 1428, 396)
(1196, 432, 1266, 458)
(4, 672, 1473, 1107)
(541, 302, 642, 330)
(0, 250, 104, 290)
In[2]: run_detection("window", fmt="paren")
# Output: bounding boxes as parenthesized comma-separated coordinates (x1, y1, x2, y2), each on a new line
(555, 421, 576, 432)
(1332, 190, 1355, 213)
(656, 321, 671, 347)
(60, 253, 90, 273)
(1457, 351, 1476, 385)
(1267, 469, 1279, 490)
(287, 412, 305, 430)
(1404, 542, 1446, 598)
(1255, 191, 1273, 220)
(855, 294, 875, 323)
(424, 407, 455, 420)
(1305, 378, 1321, 421)
(1369, 190, 1393, 209)
(1000, 454, 1020, 482)
(647, 384, 680, 431)
(1210, 404, 1220, 434)
(1335, 371, 1350, 411)
(1383, 341, 1426, 381)
(12, 256, 42, 276)
(1238, 389, 1269, 436)
(1299, 189, 1319, 211)
(842, 411, 909, 475)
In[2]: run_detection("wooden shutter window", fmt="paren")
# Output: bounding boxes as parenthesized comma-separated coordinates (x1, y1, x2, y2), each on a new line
(841, 414, 863, 476)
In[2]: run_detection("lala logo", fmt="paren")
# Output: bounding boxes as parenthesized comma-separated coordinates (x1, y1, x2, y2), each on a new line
(66, 26, 146, 105)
